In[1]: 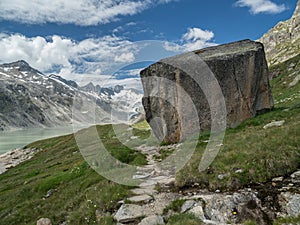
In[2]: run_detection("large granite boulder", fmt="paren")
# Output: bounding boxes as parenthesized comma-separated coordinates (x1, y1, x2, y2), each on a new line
(140, 40, 274, 143)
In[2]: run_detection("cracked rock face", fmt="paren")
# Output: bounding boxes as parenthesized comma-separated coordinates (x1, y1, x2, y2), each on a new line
(140, 39, 274, 143)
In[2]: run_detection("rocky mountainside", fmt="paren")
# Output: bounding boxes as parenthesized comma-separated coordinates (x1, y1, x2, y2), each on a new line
(259, 0, 300, 66)
(141, 40, 274, 143)
(0, 60, 142, 131)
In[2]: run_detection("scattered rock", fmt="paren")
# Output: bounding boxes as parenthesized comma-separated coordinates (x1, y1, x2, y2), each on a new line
(138, 215, 165, 225)
(0, 148, 41, 174)
(289, 74, 300, 87)
(217, 174, 228, 180)
(279, 192, 300, 217)
(181, 200, 196, 213)
(188, 205, 205, 221)
(37, 218, 52, 225)
(263, 120, 285, 129)
(235, 169, 244, 174)
(272, 177, 284, 182)
(45, 189, 53, 198)
(114, 204, 144, 223)
(291, 170, 300, 183)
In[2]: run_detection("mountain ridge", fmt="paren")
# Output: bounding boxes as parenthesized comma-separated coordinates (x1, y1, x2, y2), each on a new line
(259, 0, 300, 66)
(0, 60, 143, 131)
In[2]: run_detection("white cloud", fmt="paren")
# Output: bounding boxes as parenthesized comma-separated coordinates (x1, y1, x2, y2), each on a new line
(0, 34, 74, 71)
(114, 52, 135, 63)
(0, 33, 138, 79)
(0, 34, 189, 90)
(235, 0, 286, 14)
(0, 0, 176, 26)
(182, 27, 214, 42)
(164, 27, 216, 52)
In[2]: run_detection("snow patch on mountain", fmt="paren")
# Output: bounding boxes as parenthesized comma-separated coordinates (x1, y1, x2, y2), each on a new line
(0, 60, 143, 131)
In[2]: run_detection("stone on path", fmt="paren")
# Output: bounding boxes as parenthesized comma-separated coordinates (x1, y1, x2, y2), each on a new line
(128, 194, 153, 203)
(114, 204, 144, 223)
(138, 215, 165, 225)
(131, 187, 157, 195)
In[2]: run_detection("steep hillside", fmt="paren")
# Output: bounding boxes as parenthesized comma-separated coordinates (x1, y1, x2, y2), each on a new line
(259, 0, 300, 66)
(0, 124, 148, 225)
(0, 60, 143, 131)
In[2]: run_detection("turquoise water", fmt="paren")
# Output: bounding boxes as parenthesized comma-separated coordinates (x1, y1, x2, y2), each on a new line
(0, 126, 78, 154)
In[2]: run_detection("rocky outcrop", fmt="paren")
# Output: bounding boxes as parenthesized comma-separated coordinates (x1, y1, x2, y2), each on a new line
(140, 40, 274, 143)
(0, 148, 41, 174)
(259, 0, 300, 65)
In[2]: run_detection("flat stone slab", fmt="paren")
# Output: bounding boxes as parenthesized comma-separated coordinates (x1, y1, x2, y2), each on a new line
(150, 176, 169, 181)
(139, 180, 157, 187)
(114, 204, 144, 223)
(156, 177, 175, 186)
(131, 188, 157, 195)
(133, 173, 153, 179)
(128, 194, 153, 203)
(138, 215, 165, 225)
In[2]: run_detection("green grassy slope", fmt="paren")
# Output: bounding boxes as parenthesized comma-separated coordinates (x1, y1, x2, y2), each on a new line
(0, 124, 148, 225)
(0, 55, 299, 224)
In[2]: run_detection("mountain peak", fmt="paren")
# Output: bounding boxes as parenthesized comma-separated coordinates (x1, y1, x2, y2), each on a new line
(14, 60, 29, 66)
(2, 60, 29, 68)
(1, 60, 43, 75)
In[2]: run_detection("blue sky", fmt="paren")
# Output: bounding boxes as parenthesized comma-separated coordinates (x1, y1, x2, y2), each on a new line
(0, 0, 298, 88)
